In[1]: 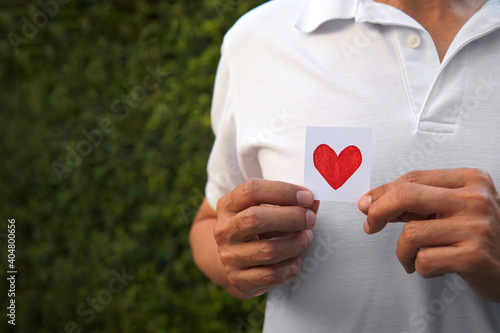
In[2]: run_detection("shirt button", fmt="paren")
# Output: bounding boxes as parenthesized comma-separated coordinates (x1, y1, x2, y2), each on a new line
(407, 35, 421, 48)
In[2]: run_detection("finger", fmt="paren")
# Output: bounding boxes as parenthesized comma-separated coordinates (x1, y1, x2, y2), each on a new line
(396, 219, 468, 273)
(228, 230, 313, 267)
(359, 169, 478, 215)
(229, 205, 316, 242)
(414, 246, 465, 278)
(365, 183, 462, 234)
(219, 179, 314, 214)
(230, 256, 303, 296)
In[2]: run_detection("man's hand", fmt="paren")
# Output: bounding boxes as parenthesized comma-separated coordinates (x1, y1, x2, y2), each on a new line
(358, 168, 500, 302)
(214, 179, 319, 298)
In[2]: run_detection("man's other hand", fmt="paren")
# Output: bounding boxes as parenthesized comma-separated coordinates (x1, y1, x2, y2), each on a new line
(358, 168, 500, 302)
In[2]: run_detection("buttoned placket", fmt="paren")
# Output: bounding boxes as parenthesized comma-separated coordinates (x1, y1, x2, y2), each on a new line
(357, 0, 500, 134)
(416, 1, 500, 133)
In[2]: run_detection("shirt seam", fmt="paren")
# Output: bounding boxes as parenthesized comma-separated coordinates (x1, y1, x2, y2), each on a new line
(391, 25, 417, 128)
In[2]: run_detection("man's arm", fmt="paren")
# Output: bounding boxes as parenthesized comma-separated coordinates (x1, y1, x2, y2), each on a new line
(189, 198, 251, 299)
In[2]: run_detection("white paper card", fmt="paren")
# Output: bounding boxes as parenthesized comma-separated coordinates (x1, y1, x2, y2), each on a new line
(304, 126, 372, 202)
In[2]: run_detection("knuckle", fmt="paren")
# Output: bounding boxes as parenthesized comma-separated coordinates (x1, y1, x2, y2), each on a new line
(401, 222, 419, 246)
(458, 244, 486, 274)
(295, 206, 309, 224)
(281, 260, 301, 282)
(247, 205, 262, 217)
(229, 271, 256, 293)
(213, 223, 225, 243)
(240, 206, 263, 231)
(468, 168, 492, 183)
(218, 249, 233, 266)
(216, 195, 226, 212)
(474, 189, 494, 206)
(470, 244, 488, 267)
(240, 179, 262, 200)
(402, 170, 423, 184)
(463, 188, 495, 214)
(470, 218, 496, 242)
(258, 242, 279, 262)
(260, 268, 280, 287)
(472, 220, 496, 256)
(226, 272, 241, 289)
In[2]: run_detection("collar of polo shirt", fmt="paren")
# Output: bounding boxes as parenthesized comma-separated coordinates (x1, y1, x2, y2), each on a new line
(295, 0, 500, 34)
(294, 0, 425, 33)
(294, 0, 358, 33)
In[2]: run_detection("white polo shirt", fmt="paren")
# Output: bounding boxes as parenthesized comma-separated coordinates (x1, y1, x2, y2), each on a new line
(205, 0, 500, 332)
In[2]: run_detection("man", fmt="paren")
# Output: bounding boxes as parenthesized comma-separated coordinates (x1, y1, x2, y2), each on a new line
(190, 0, 500, 331)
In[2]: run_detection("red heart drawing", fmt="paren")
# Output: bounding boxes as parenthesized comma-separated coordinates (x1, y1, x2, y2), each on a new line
(313, 144, 362, 190)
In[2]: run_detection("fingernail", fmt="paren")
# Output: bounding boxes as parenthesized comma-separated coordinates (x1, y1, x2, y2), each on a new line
(305, 230, 314, 244)
(363, 218, 370, 233)
(306, 209, 316, 228)
(358, 195, 372, 213)
(297, 190, 313, 207)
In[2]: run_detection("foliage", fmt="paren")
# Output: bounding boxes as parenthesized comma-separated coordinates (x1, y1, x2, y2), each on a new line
(0, 0, 267, 332)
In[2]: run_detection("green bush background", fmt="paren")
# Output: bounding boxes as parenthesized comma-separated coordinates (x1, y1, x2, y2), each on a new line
(0, 1, 267, 332)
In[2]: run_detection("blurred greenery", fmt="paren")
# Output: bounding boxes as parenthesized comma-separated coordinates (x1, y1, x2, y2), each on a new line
(0, 0, 266, 332)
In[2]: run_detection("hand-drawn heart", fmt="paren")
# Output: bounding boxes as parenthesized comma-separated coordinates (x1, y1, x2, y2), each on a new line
(313, 144, 362, 190)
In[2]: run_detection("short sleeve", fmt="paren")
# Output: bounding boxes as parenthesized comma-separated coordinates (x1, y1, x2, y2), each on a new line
(205, 47, 247, 210)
